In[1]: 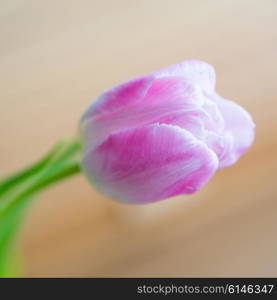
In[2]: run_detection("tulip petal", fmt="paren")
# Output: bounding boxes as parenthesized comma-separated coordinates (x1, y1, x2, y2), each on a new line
(81, 76, 154, 120)
(154, 60, 216, 92)
(211, 94, 255, 168)
(81, 78, 207, 150)
(81, 124, 218, 204)
(82, 60, 215, 122)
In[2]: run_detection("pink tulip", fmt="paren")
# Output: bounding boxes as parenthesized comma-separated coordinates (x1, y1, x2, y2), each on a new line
(80, 60, 255, 204)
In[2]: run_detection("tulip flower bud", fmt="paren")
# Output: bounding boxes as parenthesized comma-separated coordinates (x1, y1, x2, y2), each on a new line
(80, 60, 255, 204)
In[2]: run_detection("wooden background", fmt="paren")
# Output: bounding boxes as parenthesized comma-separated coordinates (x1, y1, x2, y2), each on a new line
(1, 0, 277, 277)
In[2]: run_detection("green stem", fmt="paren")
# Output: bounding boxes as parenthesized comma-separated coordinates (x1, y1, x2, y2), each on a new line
(0, 141, 65, 197)
(0, 138, 81, 201)
(51, 139, 81, 165)
(0, 161, 81, 215)
(0, 138, 82, 277)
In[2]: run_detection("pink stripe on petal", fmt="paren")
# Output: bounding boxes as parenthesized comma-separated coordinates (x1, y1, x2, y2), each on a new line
(81, 124, 218, 204)
(81, 75, 154, 120)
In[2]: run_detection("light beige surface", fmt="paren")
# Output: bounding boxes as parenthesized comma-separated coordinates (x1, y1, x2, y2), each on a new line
(1, 0, 277, 277)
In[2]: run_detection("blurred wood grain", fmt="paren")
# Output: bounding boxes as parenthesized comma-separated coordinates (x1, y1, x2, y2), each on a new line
(0, 0, 277, 277)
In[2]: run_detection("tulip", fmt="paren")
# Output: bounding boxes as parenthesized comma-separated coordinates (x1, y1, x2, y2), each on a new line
(80, 60, 255, 204)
